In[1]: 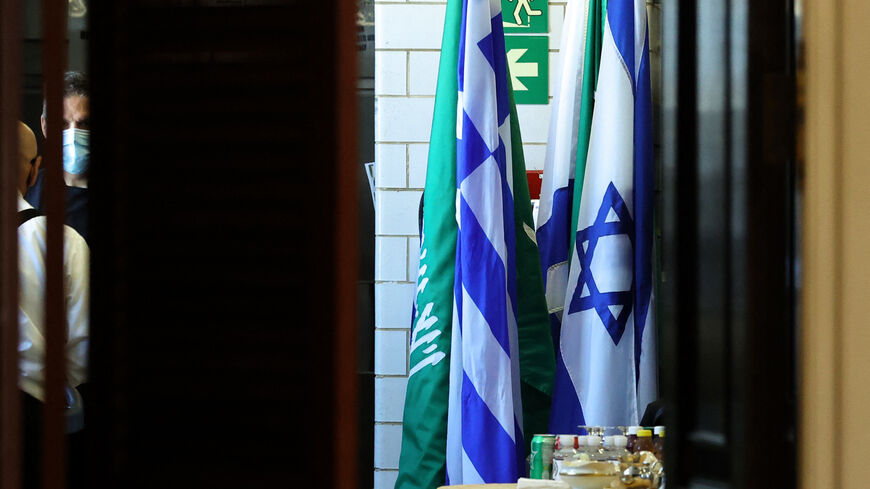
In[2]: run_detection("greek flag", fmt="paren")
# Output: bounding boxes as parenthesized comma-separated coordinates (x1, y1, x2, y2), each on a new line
(445, 0, 525, 483)
(553, 0, 658, 428)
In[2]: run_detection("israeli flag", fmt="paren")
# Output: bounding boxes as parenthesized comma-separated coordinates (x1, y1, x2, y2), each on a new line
(552, 0, 657, 428)
(536, 0, 591, 354)
(445, 0, 525, 484)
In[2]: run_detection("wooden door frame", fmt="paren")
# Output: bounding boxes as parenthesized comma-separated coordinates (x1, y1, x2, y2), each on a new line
(333, 0, 359, 487)
(0, 0, 22, 485)
(800, 1, 870, 488)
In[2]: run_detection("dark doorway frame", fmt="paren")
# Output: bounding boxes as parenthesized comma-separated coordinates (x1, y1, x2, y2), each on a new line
(86, 1, 359, 487)
(660, 0, 798, 487)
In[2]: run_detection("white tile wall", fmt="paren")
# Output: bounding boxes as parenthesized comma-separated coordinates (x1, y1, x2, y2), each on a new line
(375, 190, 423, 235)
(375, 376, 409, 422)
(549, 4, 566, 47)
(407, 237, 421, 283)
(375, 330, 409, 376)
(376, 97, 436, 143)
(376, 143, 408, 189)
(407, 143, 429, 189)
(375, 4, 447, 50)
(374, 2, 566, 484)
(408, 51, 441, 96)
(376, 237, 408, 281)
(516, 104, 553, 143)
(374, 423, 404, 469)
(374, 470, 400, 489)
(523, 144, 548, 172)
(375, 282, 416, 329)
(375, 51, 408, 96)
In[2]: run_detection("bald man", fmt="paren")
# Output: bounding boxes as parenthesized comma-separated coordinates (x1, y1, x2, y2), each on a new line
(17, 122, 89, 489)
(17, 122, 41, 198)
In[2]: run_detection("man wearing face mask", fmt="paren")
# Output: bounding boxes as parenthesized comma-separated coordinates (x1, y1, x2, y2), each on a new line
(16, 121, 89, 489)
(25, 70, 90, 243)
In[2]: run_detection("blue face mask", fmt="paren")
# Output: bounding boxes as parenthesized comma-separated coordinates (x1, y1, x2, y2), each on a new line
(62, 128, 90, 175)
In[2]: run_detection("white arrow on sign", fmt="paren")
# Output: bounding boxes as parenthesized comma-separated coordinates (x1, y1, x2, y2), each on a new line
(507, 48, 539, 91)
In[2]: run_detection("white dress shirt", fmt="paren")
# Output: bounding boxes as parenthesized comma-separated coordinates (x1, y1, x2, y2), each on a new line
(18, 192, 89, 402)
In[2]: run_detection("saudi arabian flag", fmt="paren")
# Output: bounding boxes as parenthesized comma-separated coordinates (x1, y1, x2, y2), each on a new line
(393, 1, 461, 488)
(396, 0, 554, 486)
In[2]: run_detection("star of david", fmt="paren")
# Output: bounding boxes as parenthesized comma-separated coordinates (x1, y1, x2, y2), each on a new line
(567, 182, 635, 346)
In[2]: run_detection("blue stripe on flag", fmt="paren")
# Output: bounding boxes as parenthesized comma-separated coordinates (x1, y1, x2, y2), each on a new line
(633, 30, 654, 381)
(461, 372, 519, 483)
(489, 14, 510, 126)
(495, 138, 518, 320)
(457, 111, 495, 183)
(455, 234, 465, 334)
(607, 0, 635, 88)
(514, 418, 526, 477)
(492, 135, 507, 181)
(549, 348, 585, 433)
(536, 184, 575, 284)
(548, 312, 562, 360)
(476, 32, 497, 76)
(459, 195, 512, 356)
(537, 177, 575, 353)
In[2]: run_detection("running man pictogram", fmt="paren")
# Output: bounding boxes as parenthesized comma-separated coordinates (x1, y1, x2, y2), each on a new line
(507, 0, 542, 27)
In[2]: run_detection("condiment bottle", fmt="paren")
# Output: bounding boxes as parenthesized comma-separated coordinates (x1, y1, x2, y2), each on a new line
(610, 435, 632, 462)
(635, 429, 654, 454)
(586, 435, 604, 460)
(552, 435, 579, 480)
(653, 426, 666, 462)
(574, 435, 590, 459)
(626, 425, 641, 453)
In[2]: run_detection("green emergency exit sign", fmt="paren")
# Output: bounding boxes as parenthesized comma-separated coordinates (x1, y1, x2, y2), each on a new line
(502, 0, 548, 33)
(502, 0, 548, 104)
(505, 35, 549, 105)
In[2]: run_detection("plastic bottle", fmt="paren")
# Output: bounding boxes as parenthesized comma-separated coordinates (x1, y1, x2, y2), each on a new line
(585, 435, 604, 460)
(653, 426, 666, 462)
(573, 435, 590, 459)
(552, 434, 579, 480)
(635, 429, 655, 454)
(609, 435, 632, 462)
(626, 426, 641, 453)
(600, 436, 615, 459)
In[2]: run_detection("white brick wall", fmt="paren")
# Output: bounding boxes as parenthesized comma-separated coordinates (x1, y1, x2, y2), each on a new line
(373, 2, 566, 488)
(375, 51, 407, 95)
(375, 376, 408, 422)
(376, 98, 436, 143)
(407, 144, 428, 188)
(375, 4, 447, 50)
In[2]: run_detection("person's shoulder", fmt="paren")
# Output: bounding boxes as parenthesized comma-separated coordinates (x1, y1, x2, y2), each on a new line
(17, 215, 87, 250)
(17, 213, 46, 236)
(62, 225, 89, 275)
(63, 224, 89, 252)
(23, 168, 47, 208)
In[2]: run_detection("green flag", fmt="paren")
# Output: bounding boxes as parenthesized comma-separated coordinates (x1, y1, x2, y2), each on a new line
(569, 0, 607, 253)
(508, 86, 557, 445)
(393, 1, 462, 488)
